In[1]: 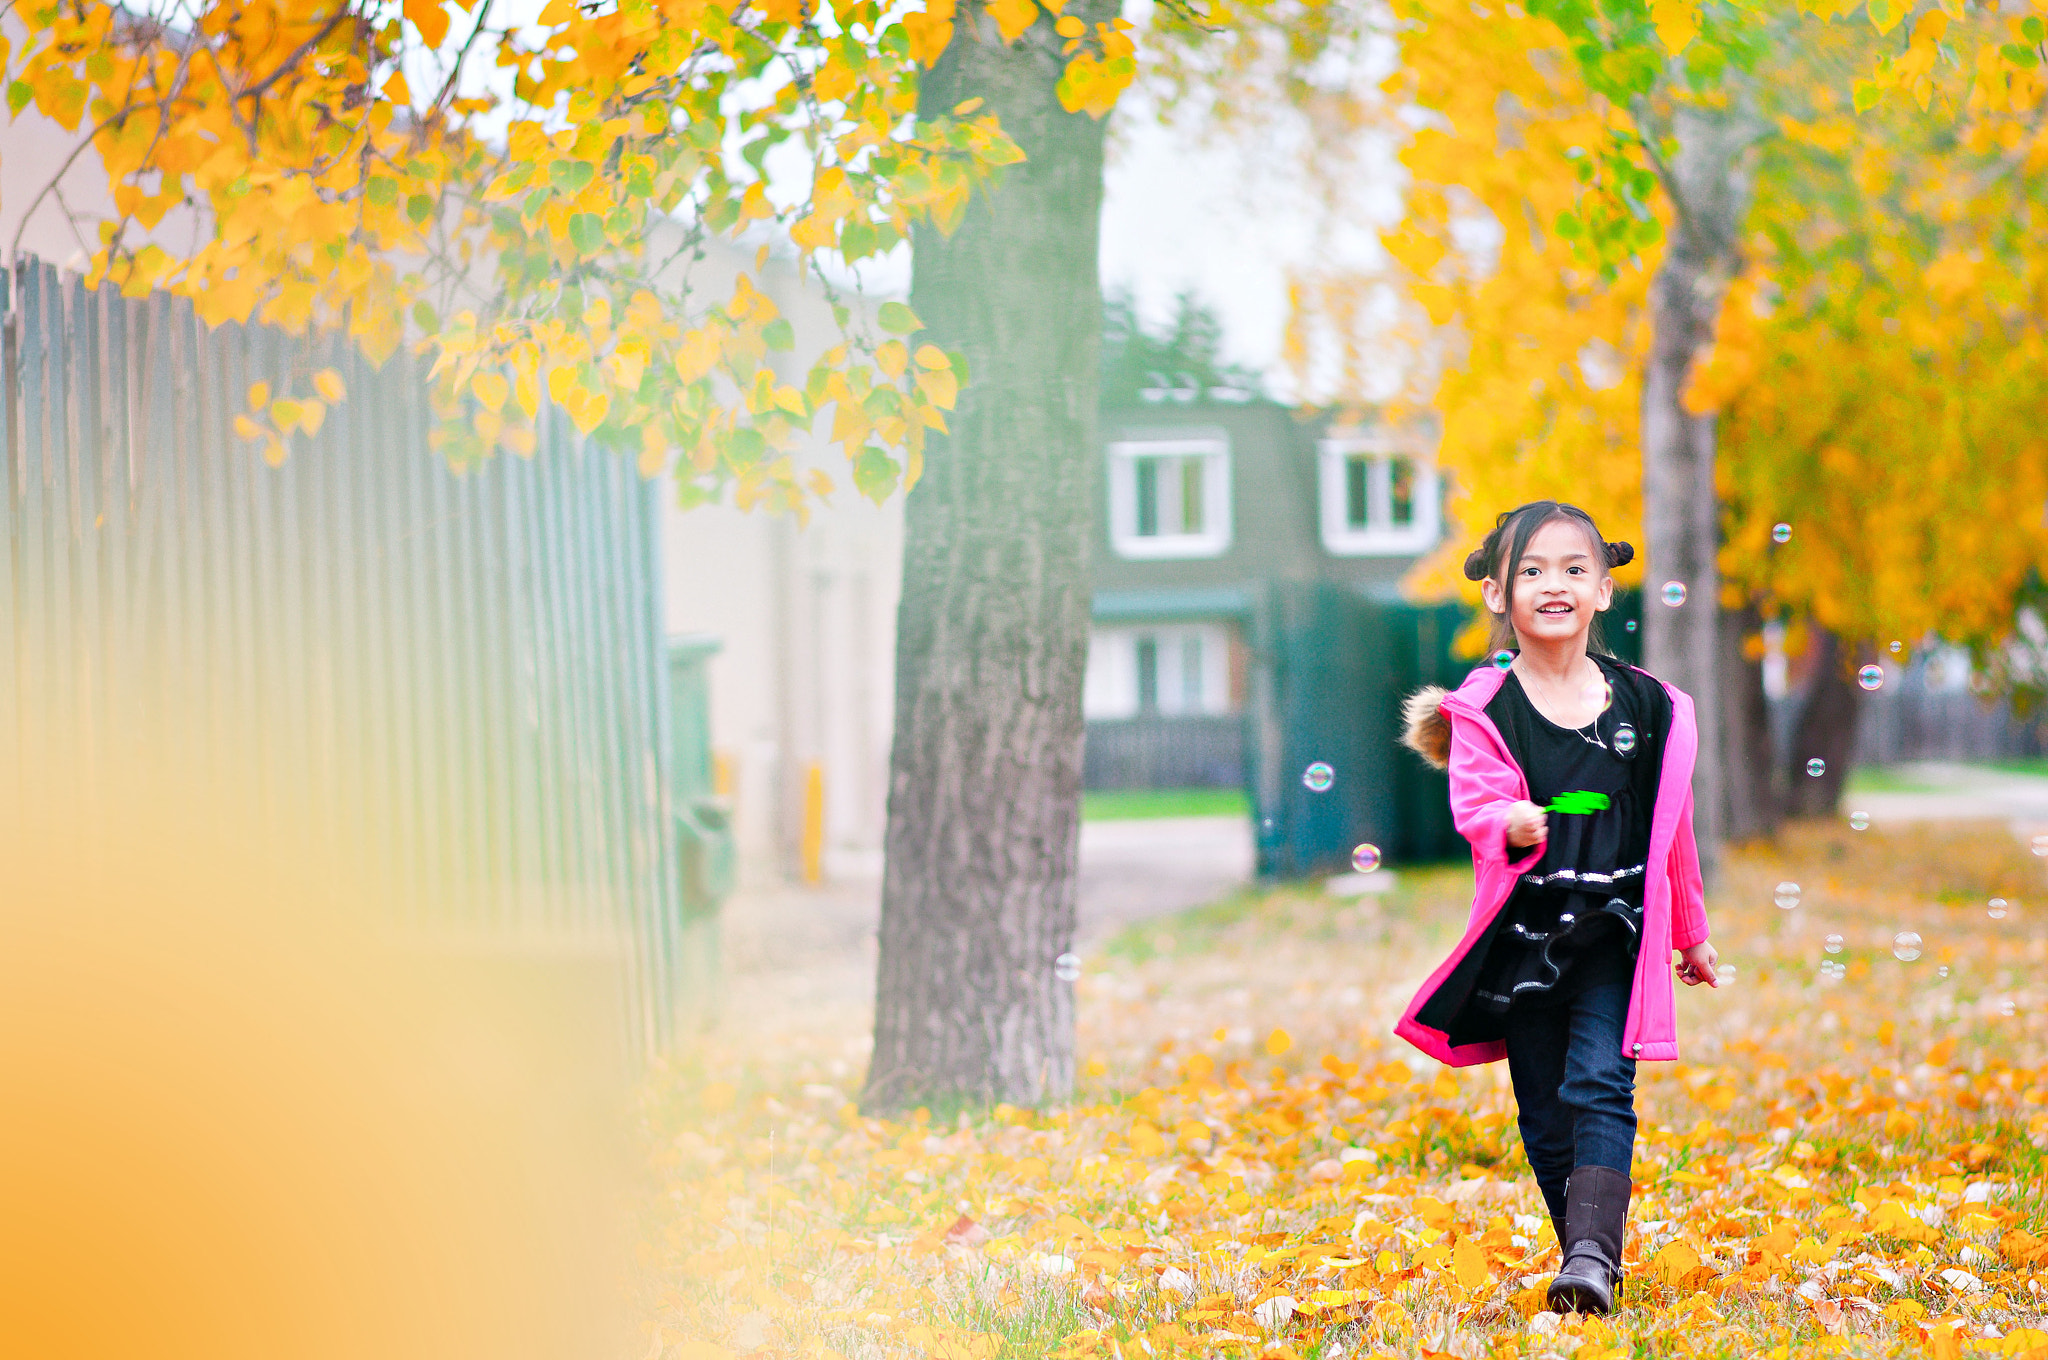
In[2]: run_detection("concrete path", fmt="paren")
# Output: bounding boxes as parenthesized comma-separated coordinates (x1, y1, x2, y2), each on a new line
(1847, 761, 2048, 843)
(714, 814, 1255, 1039)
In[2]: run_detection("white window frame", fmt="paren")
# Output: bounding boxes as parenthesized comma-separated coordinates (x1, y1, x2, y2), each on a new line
(1083, 624, 1236, 719)
(1318, 433, 1441, 557)
(1107, 435, 1233, 560)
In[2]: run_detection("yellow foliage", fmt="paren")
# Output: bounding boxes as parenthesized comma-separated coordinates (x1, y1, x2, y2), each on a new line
(648, 823, 2048, 1360)
(4, 0, 1057, 507)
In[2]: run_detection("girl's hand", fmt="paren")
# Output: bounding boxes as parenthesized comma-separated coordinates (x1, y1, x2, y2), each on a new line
(1677, 942, 1719, 987)
(1504, 800, 1548, 848)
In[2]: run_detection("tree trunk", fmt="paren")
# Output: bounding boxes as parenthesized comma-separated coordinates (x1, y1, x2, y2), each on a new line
(862, 5, 1112, 1114)
(1640, 105, 1755, 880)
(1783, 628, 1862, 818)
(1719, 603, 1780, 842)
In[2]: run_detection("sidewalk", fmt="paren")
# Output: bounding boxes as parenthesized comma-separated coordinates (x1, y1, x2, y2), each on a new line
(714, 814, 1254, 1042)
(1848, 761, 2048, 838)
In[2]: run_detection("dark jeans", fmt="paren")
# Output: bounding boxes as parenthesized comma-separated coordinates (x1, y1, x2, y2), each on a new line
(1504, 980, 1637, 1223)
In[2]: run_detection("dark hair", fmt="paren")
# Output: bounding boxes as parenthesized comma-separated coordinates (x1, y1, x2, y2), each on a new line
(1463, 501, 1633, 655)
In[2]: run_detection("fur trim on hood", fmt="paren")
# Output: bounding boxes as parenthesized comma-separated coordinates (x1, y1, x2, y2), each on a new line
(1401, 686, 1452, 771)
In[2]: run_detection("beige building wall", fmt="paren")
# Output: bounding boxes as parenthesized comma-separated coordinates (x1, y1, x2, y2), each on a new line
(657, 240, 902, 889)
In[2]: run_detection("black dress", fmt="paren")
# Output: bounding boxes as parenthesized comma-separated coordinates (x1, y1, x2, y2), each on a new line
(1416, 654, 1670, 1048)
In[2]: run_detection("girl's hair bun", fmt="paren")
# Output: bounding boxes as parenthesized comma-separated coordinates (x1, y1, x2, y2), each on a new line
(1462, 548, 1491, 581)
(1604, 540, 1634, 569)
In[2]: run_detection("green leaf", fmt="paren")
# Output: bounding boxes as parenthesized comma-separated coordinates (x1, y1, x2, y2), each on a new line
(549, 160, 596, 193)
(6, 80, 30, 116)
(877, 301, 922, 334)
(412, 300, 440, 330)
(406, 193, 434, 224)
(726, 426, 768, 465)
(2025, 16, 2044, 43)
(365, 177, 398, 206)
(1867, 0, 1902, 35)
(1852, 78, 1880, 113)
(761, 318, 795, 351)
(851, 446, 901, 503)
(568, 212, 605, 253)
(2002, 42, 2039, 69)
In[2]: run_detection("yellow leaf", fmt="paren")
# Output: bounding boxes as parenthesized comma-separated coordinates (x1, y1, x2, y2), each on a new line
(472, 371, 510, 412)
(1649, 0, 1697, 53)
(1264, 1028, 1292, 1057)
(232, 414, 263, 440)
(1127, 1120, 1166, 1157)
(916, 367, 958, 409)
(536, 0, 577, 23)
(876, 340, 909, 380)
(1648, 1240, 1702, 1284)
(404, 0, 451, 48)
(381, 71, 412, 105)
(988, 0, 1037, 44)
(312, 369, 346, 402)
(246, 381, 271, 410)
(297, 399, 326, 437)
(675, 329, 722, 383)
(903, 11, 954, 68)
(1451, 1237, 1489, 1291)
(914, 344, 951, 369)
(270, 399, 304, 434)
(567, 390, 610, 435)
(262, 436, 287, 468)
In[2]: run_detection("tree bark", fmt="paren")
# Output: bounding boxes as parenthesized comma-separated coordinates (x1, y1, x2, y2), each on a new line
(862, 5, 1112, 1113)
(1783, 628, 1862, 818)
(1719, 603, 1780, 842)
(1640, 105, 1755, 880)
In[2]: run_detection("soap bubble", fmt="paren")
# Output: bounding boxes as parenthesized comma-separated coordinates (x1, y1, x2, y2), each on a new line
(2033, 834, 2048, 858)
(1054, 953, 1082, 982)
(1302, 762, 1334, 792)
(1858, 665, 1884, 691)
(1772, 522, 1792, 543)
(1892, 931, 1923, 962)
(1660, 581, 1688, 607)
(1806, 758, 1827, 778)
(1989, 898, 2010, 921)
(2001, 998, 2018, 1017)
(1492, 649, 1515, 670)
(1350, 843, 1383, 874)
(1849, 811, 1871, 831)
(1624, 619, 1639, 633)
(1581, 676, 1614, 711)
(1718, 965, 1737, 984)
(1937, 965, 1950, 979)
(1774, 881, 1801, 910)
(1612, 724, 1638, 754)
(1889, 640, 1902, 654)
(1824, 934, 1843, 954)
(1820, 960, 1845, 983)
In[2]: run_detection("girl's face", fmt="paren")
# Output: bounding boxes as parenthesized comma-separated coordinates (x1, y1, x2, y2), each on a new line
(1482, 518, 1613, 647)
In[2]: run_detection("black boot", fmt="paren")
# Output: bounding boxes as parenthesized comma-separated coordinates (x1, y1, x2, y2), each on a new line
(1547, 1165, 1630, 1315)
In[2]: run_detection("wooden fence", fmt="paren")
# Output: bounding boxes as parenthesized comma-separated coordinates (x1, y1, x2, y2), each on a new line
(0, 257, 688, 1060)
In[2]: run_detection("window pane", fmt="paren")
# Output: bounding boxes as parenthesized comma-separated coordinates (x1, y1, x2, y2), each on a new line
(1181, 635, 1203, 711)
(1135, 635, 1158, 712)
(1134, 458, 1158, 537)
(1181, 457, 1204, 535)
(1346, 456, 1369, 529)
(1389, 457, 1416, 526)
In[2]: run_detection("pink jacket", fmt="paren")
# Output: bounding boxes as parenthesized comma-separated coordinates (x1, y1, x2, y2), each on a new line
(1393, 662, 1709, 1066)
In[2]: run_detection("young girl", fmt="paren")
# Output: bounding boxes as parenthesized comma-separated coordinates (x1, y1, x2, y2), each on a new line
(1394, 501, 1718, 1315)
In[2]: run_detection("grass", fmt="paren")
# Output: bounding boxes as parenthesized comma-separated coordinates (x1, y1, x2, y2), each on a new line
(1081, 787, 1249, 821)
(640, 819, 2048, 1360)
(1844, 766, 1948, 794)
(1989, 758, 2048, 780)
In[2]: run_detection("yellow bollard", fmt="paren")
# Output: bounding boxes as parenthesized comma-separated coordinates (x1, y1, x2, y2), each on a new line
(801, 761, 825, 885)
